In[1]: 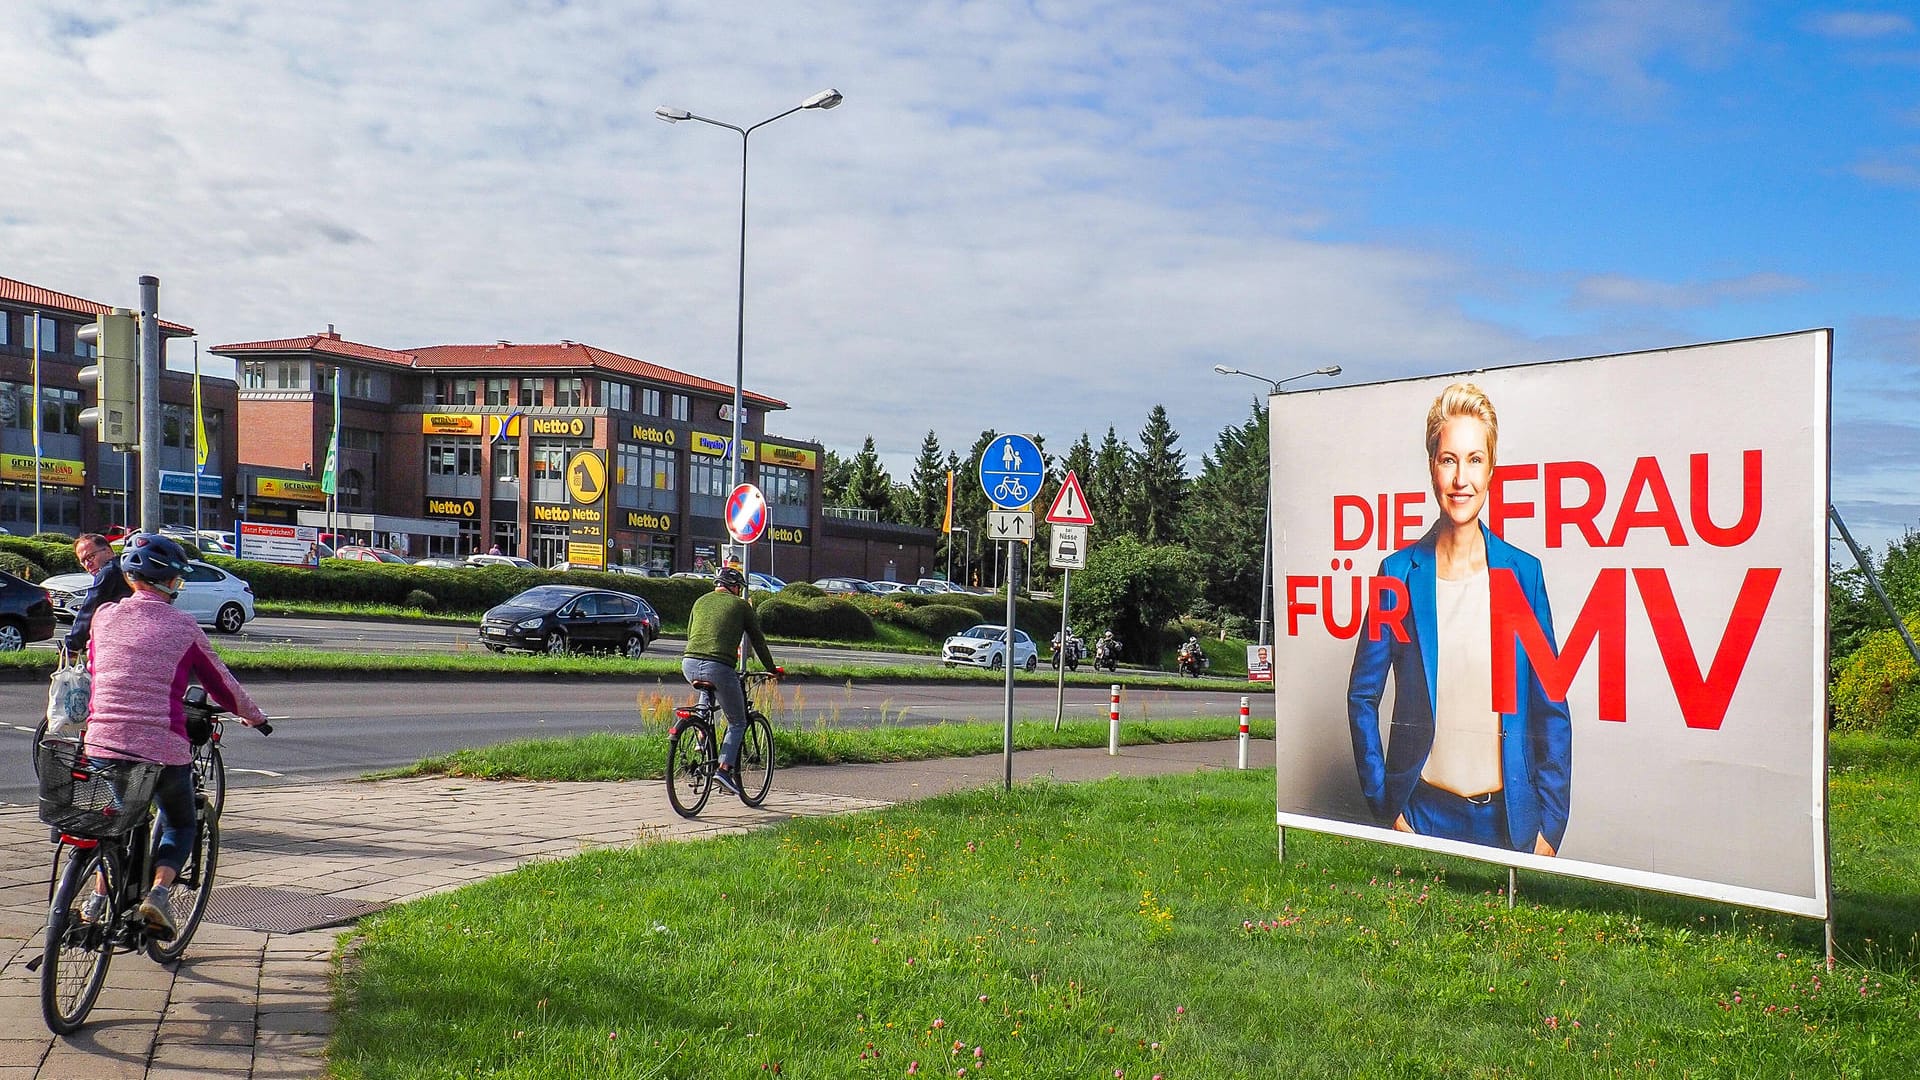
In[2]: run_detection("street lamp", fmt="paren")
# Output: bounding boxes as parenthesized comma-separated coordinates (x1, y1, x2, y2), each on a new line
(656, 88, 843, 576)
(1212, 363, 1342, 645)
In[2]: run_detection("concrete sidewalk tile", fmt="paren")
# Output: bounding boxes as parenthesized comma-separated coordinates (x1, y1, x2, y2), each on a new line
(35, 1048, 147, 1080)
(160, 998, 257, 1022)
(256, 1008, 333, 1036)
(0, 1040, 47, 1069)
(147, 1040, 254, 1072)
(0, 1067, 37, 1079)
(155, 1016, 256, 1045)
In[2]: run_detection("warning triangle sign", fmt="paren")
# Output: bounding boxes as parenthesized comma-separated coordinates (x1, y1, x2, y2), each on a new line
(1046, 470, 1096, 526)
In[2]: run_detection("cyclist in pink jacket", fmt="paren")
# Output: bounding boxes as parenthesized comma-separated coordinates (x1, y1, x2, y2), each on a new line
(80, 533, 269, 937)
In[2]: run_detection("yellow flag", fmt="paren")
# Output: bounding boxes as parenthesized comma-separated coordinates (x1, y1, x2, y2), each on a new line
(942, 471, 953, 533)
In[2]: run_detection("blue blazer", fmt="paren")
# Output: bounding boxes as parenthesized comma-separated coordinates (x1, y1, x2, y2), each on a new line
(1346, 522, 1572, 852)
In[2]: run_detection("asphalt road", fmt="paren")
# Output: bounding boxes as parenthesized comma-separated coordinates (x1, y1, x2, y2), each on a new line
(0, 675, 1261, 806)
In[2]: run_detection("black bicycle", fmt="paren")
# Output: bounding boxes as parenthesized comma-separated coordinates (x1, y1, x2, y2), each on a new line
(666, 670, 777, 817)
(30, 688, 267, 1034)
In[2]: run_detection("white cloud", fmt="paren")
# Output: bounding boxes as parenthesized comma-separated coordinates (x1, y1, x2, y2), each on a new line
(1805, 11, 1915, 40)
(1569, 271, 1806, 310)
(1540, 0, 1740, 107)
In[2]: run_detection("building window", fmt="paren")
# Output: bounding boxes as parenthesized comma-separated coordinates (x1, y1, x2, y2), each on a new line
(240, 362, 268, 389)
(641, 388, 662, 416)
(518, 378, 544, 407)
(345, 368, 377, 398)
(485, 378, 513, 406)
(434, 377, 477, 406)
(29, 315, 58, 354)
(761, 463, 811, 526)
(257, 360, 308, 390)
(671, 394, 690, 421)
(426, 438, 483, 477)
(555, 377, 585, 408)
(0, 314, 9, 347)
(337, 428, 383, 511)
(601, 379, 632, 413)
(689, 457, 731, 498)
(492, 440, 520, 480)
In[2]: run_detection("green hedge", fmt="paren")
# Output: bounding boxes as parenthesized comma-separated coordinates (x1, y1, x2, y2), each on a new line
(897, 603, 982, 640)
(1831, 614, 1920, 737)
(0, 537, 73, 579)
(755, 595, 877, 640)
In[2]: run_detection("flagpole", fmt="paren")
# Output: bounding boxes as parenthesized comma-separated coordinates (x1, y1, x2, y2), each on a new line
(31, 310, 42, 535)
(193, 340, 203, 534)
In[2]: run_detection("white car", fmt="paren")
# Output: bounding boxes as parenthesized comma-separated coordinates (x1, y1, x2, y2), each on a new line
(942, 624, 1039, 672)
(44, 560, 256, 635)
(465, 554, 538, 569)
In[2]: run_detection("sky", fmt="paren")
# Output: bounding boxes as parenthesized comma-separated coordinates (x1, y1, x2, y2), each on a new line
(2, 1, 1916, 555)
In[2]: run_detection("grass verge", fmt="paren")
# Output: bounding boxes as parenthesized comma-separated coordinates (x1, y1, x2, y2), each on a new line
(383, 716, 1276, 781)
(331, 733, 1920, 1078)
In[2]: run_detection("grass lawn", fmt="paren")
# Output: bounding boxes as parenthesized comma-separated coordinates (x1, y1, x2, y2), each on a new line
(330, 734, 1920, 1078)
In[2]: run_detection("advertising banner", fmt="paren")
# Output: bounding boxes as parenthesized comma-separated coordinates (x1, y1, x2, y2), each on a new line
(238, 522, 320, 568)
(1269, 332, 1830, 917)
(255, 476, 326, 503)
(0, 454, 83, 486)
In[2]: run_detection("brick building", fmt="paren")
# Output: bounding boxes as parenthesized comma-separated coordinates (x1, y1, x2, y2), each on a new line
(0, 276, 238, 535)
(213, 329, 842, 574)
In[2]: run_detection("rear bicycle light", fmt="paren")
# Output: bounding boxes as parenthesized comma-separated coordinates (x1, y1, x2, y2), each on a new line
(674, 708, 695, 720)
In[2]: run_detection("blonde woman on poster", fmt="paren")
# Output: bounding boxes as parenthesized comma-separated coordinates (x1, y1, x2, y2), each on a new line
(1346, 383, 1573, 855)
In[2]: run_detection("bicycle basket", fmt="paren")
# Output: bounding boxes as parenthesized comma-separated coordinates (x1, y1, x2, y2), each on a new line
(186, 714, 214, 746)
(36, 739, 164, 838)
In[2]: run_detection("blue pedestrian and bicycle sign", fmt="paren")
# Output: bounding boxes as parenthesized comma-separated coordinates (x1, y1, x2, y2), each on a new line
(979, 433, 1044, 510)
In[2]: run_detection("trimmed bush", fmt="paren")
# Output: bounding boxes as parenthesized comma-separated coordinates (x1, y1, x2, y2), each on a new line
(404, 589, 440, 613)
(780, 582, 826, 599)
(1831, 614, 1920, 737)
(0, 551, 44, 582)
(899, 603, 980, 640)
(754, 595, 876, 641)
(1, 537, 74, 575)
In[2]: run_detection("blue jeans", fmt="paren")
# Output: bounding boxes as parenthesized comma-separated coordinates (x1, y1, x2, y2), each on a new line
(682, 659, 749, 770)
(149, 765, 197, 875)
(1405, 781, 1509, 850)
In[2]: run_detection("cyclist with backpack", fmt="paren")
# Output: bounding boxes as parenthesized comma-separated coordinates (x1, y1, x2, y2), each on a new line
(78, 533, 270, 936)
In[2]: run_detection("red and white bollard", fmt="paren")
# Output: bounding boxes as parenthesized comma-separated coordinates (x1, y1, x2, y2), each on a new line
(1108, 684, 1121, 756)
(1238, 696, 1250, 770)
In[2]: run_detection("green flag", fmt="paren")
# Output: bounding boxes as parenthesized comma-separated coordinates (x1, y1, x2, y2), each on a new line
(320, 371, 340, 496)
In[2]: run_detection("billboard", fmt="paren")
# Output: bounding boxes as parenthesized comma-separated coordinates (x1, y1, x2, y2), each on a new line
(1270, 332, 1830, 917)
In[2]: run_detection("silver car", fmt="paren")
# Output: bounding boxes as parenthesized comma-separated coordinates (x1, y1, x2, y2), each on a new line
(942, 624, 1039, 672)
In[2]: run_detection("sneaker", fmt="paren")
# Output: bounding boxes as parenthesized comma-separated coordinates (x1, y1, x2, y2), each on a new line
(712, 767, 742, 797)
(79, 892, 108, 925)
(138, 888, 177, 940)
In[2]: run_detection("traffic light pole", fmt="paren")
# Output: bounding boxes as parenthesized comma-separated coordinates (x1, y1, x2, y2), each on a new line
(138, 276, 162, 533)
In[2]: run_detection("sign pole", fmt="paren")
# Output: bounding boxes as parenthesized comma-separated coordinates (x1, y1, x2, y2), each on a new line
(1003, 538, 1016, 791)
(1053, 568, 1070, 731)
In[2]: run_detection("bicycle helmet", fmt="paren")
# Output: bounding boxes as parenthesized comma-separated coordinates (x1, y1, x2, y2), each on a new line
(120, 532, 193, 596)
(715, 566, 747, 592)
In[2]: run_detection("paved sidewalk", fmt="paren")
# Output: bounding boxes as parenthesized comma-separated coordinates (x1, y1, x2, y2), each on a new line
(0, 738, 1272, 1078)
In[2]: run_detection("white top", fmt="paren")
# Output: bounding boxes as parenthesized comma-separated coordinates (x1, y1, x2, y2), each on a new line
(1421, 569, 1503, 798)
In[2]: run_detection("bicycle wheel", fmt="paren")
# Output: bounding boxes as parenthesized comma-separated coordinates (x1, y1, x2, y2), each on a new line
(736, 712, 774, 807)
(41, 845, 117, 1034)
(665, 718, 716, 818)
(30, 717, 47, 779)
(195, 742, 226, 820)
(146, 808, 218, 964)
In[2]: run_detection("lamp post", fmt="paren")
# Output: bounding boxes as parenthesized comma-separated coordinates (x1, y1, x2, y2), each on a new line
(1211, 364, 1342, 645)
(656, 89, 842, 578)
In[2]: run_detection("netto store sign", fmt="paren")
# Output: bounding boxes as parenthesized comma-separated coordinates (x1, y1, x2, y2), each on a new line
(531, 416, 590, 438)
(768, 525, 807, 545)
(625, 510, 674, 532)
(629, 423, 677, 447)
(425, 497, 478, 519)
(565, 449, 608, 569)
(531, 504, 573, 523)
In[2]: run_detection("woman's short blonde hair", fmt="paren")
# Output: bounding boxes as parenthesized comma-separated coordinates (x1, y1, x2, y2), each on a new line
(1424, 382, 1498, 465)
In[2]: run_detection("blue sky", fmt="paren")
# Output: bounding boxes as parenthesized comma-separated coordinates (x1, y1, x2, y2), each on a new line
(0, 1, 1914, 553)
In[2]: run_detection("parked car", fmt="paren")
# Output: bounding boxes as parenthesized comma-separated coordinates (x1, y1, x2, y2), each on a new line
(411, 557, 466, 569)
(870, 581, 930, 595)
(197, 530, 237, 556)
(466, 554, 538, 569)
(942, 624, 1039, 672)
(334, 545, 410, 564)
(916, 578, 969, 594)
(0, 570, 56, 650)
(478, 585, 660, 657)
(44, 560, 256, 634)
(748, 572, 787, 592)
(814, 576, 881, 595)
(551, 561, 655, 576)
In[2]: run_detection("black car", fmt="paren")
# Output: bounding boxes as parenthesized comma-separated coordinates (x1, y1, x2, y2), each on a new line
(479, 585, 661, 657)
(0, 569, 56, 651)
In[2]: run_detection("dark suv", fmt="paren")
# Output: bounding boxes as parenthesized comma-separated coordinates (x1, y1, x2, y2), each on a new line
(0, 570, 56, 651)
(479, 585, 661, 657)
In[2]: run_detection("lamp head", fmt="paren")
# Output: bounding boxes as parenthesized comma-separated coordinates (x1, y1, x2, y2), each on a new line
(1315, 364, 1342, 377)
(1211, 364, 1237, 376)
(802, 88, 844, 110)
(654, 106, 691, 123)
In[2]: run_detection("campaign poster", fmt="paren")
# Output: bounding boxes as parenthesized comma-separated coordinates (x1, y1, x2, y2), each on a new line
(1269, 332, 1830, 917)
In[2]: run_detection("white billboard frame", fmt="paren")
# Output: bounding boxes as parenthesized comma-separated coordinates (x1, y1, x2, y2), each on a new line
(1268, 331, 1832, 919)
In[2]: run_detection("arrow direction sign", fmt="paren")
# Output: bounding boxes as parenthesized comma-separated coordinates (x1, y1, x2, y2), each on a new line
(989, 510, 1034, 541)
(1046, 470, 1095, 526)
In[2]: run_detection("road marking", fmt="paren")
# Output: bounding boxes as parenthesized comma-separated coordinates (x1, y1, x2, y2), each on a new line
(228, 768, 284, 778)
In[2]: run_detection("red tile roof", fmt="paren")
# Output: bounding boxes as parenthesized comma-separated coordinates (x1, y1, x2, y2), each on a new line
(0, 275, 194, 335)
(213, 334, 786, 410)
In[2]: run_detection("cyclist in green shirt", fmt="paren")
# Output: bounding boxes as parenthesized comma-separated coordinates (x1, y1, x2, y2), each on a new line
(681, 567, 781, 795)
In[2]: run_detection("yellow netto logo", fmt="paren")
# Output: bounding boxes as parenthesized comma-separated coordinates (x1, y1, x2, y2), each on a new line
(769, 526, 807, 544)
(625, 511, 673, 531)
(531, 416, 589, 437)
(425, 498, 476, 518)
(532, 504, 571, 523)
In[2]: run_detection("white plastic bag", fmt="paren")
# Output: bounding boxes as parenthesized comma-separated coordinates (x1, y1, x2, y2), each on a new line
(45, 657, 90, 736)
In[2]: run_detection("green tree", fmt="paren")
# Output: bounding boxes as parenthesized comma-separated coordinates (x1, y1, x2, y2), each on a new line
(953, 431, 997, 586)
(1071, 535, 1201, 663)
(818, 447, 852, 507)
(1183, 402, 1267, 628)
(1060, 433, 1094, 491)
(1831, 527, 1920, 671)
(904, 430, 948, 530)
(1089, 427, 1133, 541)
(1127, 404, 1186, 544)
(843, 437, 894, 516)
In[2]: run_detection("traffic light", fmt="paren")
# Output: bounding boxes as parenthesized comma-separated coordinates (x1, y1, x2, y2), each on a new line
(78, 308, 139, 447)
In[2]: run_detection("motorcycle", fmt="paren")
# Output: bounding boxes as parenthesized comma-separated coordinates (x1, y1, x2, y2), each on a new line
(1050, 634, 1084, 672)
(1094, 636, 1121, 673)
(1177, 643, 1208, 678)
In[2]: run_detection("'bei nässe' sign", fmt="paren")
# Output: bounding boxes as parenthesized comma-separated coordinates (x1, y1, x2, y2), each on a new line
(1269, 331, 1830, 919)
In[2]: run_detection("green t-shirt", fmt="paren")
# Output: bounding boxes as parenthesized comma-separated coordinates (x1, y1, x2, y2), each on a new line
(682, 589, 776, 669)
